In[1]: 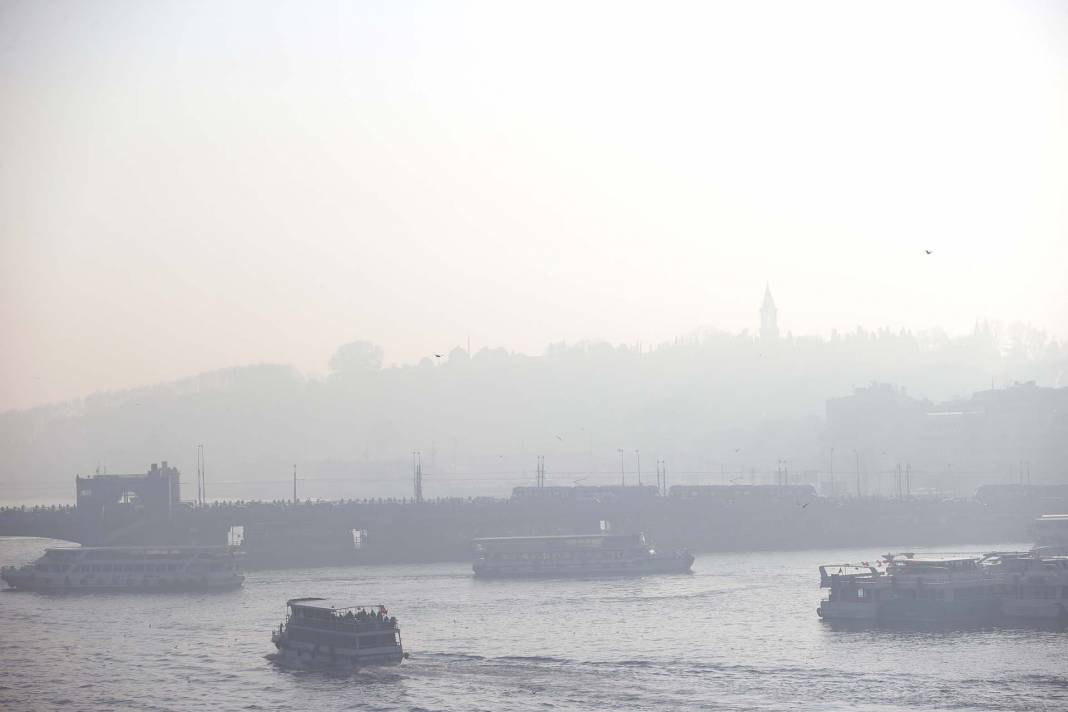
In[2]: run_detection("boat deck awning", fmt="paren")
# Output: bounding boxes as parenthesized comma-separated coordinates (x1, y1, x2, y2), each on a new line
(287, 598, 388, 611)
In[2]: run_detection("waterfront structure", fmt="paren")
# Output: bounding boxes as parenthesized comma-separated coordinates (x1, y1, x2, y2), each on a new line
(0, 545, 244, 592)
(272, 598, 404, 667)
(76, 462, 181, 519)
(471, 533, 693, 577)
(825, 381, 1068, 496)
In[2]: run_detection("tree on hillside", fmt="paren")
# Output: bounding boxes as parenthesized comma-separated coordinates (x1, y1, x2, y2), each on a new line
(329, 340, 384, 377)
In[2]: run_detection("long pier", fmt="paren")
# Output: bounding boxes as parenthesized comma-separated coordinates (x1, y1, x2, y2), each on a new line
(0, 484, 1054, 569)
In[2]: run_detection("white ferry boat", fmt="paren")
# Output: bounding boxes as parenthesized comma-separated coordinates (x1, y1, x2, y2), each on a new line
(271, 598, 405, 667)
(0, 545, 244, 592)
(817, 554, 1002, 624)
(472, 533, 694, 577)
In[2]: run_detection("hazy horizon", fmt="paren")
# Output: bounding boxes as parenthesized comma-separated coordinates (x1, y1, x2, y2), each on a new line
(2, 311, 1064, 414)
(3, 0, 1067, 411)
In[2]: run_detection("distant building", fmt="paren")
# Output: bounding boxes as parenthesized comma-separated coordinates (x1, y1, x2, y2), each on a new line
(760, 284, 779, 340)
(76, 462, 181, 519)
(825, 381, 1068, 495)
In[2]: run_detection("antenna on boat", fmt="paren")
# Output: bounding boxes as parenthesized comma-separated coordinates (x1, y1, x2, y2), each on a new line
(194, 445, 201, 506)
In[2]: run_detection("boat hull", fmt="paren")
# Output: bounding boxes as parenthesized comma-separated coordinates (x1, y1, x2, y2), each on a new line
(1, 571, 244, 593)
(816, 601, 879, 621)
(1002, 599, 1068, 622)
(877, 597, 1000, 625)
(273, 640, 403, 667)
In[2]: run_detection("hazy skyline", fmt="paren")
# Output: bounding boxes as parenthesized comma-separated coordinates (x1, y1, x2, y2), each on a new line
(3, 0, 1066, 411)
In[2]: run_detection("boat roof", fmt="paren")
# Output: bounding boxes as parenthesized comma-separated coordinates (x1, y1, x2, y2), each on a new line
(892, 557, 977, 564)
(286, 597, 388, 611)
(45, 545, 231, 552)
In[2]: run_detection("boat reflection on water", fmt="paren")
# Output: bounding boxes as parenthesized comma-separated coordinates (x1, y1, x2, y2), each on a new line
(472, 533, 693, 578)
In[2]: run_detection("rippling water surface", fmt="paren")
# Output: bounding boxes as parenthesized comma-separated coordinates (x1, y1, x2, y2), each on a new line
(1, 537, 1065, 711)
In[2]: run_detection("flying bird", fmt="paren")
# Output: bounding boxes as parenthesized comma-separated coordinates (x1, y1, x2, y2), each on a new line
(555, 435, 564, 441)
(924, 249, 932, 255)
(433, 354, 444, 358)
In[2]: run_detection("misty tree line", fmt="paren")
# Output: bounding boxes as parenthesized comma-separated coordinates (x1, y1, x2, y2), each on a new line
(1, 321, 1063, 501)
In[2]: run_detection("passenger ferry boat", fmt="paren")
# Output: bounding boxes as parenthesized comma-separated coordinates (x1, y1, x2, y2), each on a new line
(471, 533, 694, 577)
(1034, 514, 1068, 551)
(817, 554, 1002, 624)
(0, 545, 244, 592)
(987, 551, 1068, 622)
(271, 598, 404, 667)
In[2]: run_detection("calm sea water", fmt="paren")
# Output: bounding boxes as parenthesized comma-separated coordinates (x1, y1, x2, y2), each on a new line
(0, 537, 1065, 712)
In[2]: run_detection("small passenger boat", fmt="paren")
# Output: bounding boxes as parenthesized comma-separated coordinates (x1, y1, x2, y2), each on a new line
(472, 533, 693, 577)
(0, 545, 244, 592)
(271, 598, 405, 667)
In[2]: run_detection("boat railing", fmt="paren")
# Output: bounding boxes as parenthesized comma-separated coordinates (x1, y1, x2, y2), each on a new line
(819, 564, 880, 588)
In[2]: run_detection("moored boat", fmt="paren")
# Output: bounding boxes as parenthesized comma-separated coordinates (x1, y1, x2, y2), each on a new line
(0, 545, 244, 592)
(271, 598, 405, 667)
(985, 551, 1068, 622)
(817, 554, 1002, 624)
(472, 533, 693, 577)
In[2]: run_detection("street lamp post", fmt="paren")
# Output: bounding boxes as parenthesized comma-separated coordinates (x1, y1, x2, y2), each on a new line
(829, 447, 835, 498)
(635, 450, 641, 486)
(854, 449, 861, 498)
(617, 448, 625, 486)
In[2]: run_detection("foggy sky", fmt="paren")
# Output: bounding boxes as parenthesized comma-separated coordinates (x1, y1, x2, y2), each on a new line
(2, 0, 1066, 411)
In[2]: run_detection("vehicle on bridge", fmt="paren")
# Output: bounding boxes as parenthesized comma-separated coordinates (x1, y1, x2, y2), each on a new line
(0, 545, 244, 592)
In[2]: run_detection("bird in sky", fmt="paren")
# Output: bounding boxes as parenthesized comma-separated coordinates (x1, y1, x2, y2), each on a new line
(925, 249, 933, 255)
(555, 435, 564, 441)
(433, 354, 444, 358)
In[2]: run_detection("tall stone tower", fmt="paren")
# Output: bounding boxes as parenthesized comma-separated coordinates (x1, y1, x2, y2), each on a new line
(760, 284, 779, 340)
